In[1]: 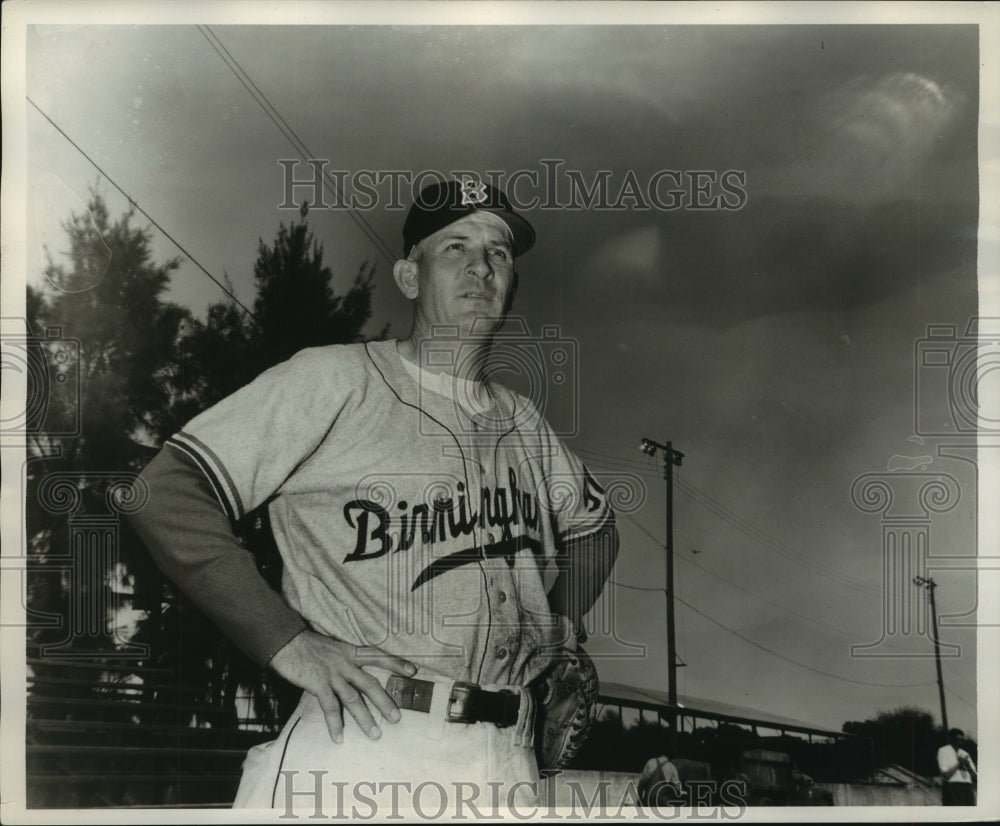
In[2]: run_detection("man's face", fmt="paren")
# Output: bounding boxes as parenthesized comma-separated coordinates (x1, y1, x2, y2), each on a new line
(407, 212, 516, 338)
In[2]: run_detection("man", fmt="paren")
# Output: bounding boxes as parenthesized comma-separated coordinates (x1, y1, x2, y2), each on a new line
(637, 754, 682, 808)
(937, 727, 977, 805)
(129, 176, 619, 814)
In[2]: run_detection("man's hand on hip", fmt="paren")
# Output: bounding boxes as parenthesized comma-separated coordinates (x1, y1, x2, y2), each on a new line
(269, 629, 418, 744)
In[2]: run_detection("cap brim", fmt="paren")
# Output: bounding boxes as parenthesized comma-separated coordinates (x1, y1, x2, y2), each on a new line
(481, 208, 535, 257)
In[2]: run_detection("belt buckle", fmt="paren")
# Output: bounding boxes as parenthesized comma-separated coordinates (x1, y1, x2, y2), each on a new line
(386, 675, 434, 713)
(446, 681, 477, 724)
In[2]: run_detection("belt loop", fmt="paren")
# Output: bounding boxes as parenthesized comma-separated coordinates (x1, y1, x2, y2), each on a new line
(514, 688, 535, 748)
(524, 689, 535, 747)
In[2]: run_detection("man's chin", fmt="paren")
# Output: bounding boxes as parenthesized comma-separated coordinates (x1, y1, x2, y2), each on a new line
(458, 314, 505, 339)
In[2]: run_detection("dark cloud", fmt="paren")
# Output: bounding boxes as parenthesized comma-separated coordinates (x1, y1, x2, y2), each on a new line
(564, 192, 976, 327)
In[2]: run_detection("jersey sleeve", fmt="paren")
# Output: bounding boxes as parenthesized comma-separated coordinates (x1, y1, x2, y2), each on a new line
(165, 346, 354, 521)
(547, 434, 616, 545)
(937, 745, 963, 778)
(540, 422, 620, 639)
(129, 446, 307, 666)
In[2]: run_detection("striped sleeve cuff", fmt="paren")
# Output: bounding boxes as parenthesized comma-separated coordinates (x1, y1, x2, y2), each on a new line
(559, 507, 617, 545)
(166, 432, 246, 522)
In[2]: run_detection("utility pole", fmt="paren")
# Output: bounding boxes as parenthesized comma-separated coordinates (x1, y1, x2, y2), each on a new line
(913, 576, 949, 732)
(640, 438, 684, 747)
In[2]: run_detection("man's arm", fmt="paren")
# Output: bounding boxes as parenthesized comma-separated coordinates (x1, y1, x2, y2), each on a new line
(548, 514, 619, 641)
(957, 749, 977, 781)
(130, 447, 306, 663)
(129, 447, 416, 742)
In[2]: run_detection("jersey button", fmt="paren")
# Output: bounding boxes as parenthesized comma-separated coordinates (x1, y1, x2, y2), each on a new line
(498, 591, 507, 603)
(472, 421, 480, 431)
(496, 646, 508, 660)
(487, 532, 496, 543)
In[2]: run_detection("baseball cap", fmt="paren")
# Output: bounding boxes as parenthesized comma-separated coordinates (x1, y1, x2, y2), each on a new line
(403, 177, 535, 258)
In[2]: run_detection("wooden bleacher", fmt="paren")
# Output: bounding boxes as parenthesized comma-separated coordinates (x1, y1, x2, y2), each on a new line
(26, 654, 280, 808)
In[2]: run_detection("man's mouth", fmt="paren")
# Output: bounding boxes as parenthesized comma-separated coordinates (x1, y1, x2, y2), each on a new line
(460, 292, 492, 301)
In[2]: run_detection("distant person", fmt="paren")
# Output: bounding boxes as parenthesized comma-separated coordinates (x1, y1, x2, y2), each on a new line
(937, 727, 977, 805)
(637, 754, 682, 807)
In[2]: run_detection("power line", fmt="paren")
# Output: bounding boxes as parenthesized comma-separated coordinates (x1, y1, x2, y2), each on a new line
(620, 510, 934, 660)
(575, 448, 664, 477)
(577, 447, 880, 596)
(623, 511, 872, 641)
(606, 567, 940, 690)
(27, 96, 257, 321)
(585, 452, 918, 621)
(608, 577, 663, 593)
(944, 686, 975, 712)
(197, 25, 398, 266)
(674, 594, 939, 690)
(590, 459, 972, 696)
(197, 27, 303, 158)
(580, 445, 878, 593)
(675, 476, 879, 595)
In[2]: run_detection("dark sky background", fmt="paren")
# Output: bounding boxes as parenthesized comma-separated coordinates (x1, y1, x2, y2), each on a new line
(23, 15, 989, 738)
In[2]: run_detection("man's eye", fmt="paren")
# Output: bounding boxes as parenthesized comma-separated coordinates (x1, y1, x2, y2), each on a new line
(489, 248, 509, 260)
(447, 242, 466, 252)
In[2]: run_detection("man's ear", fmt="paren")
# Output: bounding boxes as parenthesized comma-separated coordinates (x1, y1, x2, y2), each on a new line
(393, 258, 420, 300)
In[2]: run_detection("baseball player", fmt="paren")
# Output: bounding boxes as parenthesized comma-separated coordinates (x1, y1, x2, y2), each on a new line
(129, 176, 619, 814)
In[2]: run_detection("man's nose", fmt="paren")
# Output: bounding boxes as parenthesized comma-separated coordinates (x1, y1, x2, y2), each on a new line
(465, 249, 494, 279)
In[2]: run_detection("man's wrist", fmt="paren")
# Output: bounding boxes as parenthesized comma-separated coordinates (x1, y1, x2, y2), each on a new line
(557, 614, 581, 649)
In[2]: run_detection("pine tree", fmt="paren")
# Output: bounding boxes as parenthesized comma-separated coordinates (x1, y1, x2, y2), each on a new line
(250, 218, 378, 371)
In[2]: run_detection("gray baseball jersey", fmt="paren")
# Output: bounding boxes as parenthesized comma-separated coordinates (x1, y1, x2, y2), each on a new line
(165, 339, 614, 687)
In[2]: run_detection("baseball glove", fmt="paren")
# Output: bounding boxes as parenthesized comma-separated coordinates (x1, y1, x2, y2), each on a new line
(532, 646, 599, 770)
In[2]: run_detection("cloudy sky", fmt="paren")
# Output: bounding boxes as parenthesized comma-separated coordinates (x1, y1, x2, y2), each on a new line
(15, 4, 998, 739)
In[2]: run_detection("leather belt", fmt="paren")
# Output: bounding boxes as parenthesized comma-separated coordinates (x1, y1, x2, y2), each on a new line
(386, 675, 521, 729)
